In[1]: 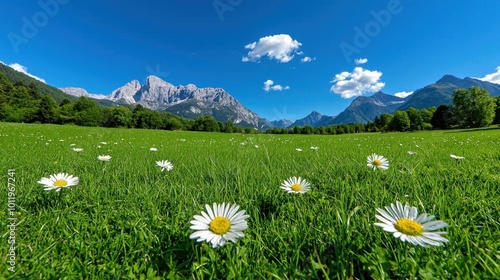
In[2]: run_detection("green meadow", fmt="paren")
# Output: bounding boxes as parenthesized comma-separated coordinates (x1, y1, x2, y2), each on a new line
(1, 122, 499, 279)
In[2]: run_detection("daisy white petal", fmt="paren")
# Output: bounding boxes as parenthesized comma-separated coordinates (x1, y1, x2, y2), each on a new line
(367, 154, 389, 171)
(37, 173, 79, 191)
(374, 201, 449, 247)
(190, 203, 249, 248)
(280, 176, 311, 194)
(156, 160, 173, 171)
(97, 155, 111, 161)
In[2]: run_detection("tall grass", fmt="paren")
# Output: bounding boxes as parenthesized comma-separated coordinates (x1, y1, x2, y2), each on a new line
(1, 122, 499, 279)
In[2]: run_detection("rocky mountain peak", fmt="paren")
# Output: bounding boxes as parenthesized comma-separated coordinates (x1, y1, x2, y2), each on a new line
(182, 84, 198, 91)
(108, 80, 142, 104)
(436, 74, 462, 85)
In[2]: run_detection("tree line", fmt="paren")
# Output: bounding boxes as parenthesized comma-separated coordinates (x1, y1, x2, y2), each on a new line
(265, 87, 500, 134)
(1, 71, 499, 135)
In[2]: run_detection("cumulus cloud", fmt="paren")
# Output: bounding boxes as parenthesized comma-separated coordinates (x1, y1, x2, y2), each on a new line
(394, 91, 414, 98)
(330, 67, 385, 99)
(0, 61, 46, 83)
(300, 56, 315, 63)
(476, 66, 500, 84)
(263, 80, 290, 92)
(242, 34, 302, 63)
(354, 58, 368, 65)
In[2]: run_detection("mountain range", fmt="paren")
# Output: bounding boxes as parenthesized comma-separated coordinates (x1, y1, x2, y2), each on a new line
(267, 76, 500, 128)
(2, 62, 500, 129)
(61, 76, 268, 129)
(39, 74, 500, 128)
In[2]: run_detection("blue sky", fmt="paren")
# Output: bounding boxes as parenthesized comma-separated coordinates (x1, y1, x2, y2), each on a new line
(2, 0, 500, 121)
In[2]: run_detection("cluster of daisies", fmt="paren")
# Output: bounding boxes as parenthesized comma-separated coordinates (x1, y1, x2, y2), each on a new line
(37, 151, 450, 249)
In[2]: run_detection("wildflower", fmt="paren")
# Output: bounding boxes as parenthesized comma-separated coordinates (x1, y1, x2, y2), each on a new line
(156, 160, 173, 171)
(374, 201, 449, 247)
(450, 154, 465, 160)
(407, 151, 416, 155)
(296, 148, 302, 152)
(190, 203, 249, 248)
(38, 173, 79, 191)
(280, 176, 311, 194)
(150, 147, 158, 152)
(72, 148, 83, 152)
(367, 153, 389, 171)
(98, 155, 111, 161)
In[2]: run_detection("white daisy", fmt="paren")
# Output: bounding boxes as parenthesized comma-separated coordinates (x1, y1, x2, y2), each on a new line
(450, 154, 465, 160)
(280, 176, 311, 194)
(407, 151, 416, 155)
(150, 147, 158, 152)
(97, 155, 111, 161)
(156, 160, 173, 171)
(310, 146, 319, 150)
(367, 153, 389, 171)
(72, 148, 84, 152)
(37, 173, 79, 191)
(190, 203, 249, 248)
(374, 201, 449, 247)
(296, 148, 302, 152)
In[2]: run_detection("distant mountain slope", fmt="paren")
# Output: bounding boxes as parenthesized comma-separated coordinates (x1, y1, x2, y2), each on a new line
(289, 111, 323, 127)
(264, 119, 293, 128)
(0, 63, 71, 103)
(398, 75, 500, 110)
(314, 115, 337, 127)
(59, 87, 108, 100)
(331, 91, 407, 124)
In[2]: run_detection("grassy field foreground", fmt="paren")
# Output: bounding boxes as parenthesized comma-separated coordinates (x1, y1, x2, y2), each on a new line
(1, 122, 499, 279)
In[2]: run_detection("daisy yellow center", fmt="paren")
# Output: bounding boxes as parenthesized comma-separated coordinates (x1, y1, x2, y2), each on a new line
(372, 159, 382, 166)
(209, 217, 231, 235)
(53, 179, 68, 187)
(291, 183, 302, 192)
(395, 218, 423, 236)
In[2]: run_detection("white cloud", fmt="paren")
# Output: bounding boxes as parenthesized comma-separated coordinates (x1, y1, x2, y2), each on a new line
(0, 61, 46, 83)
(477, 66, 500, 84)
(354, 58, 368, 65)
(394, 91, 414, 98)
(263, 80, 290, 92)
(242, 34, 302, 63)
(330, 67, 385, 99)
(300, 56, 315, 63)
